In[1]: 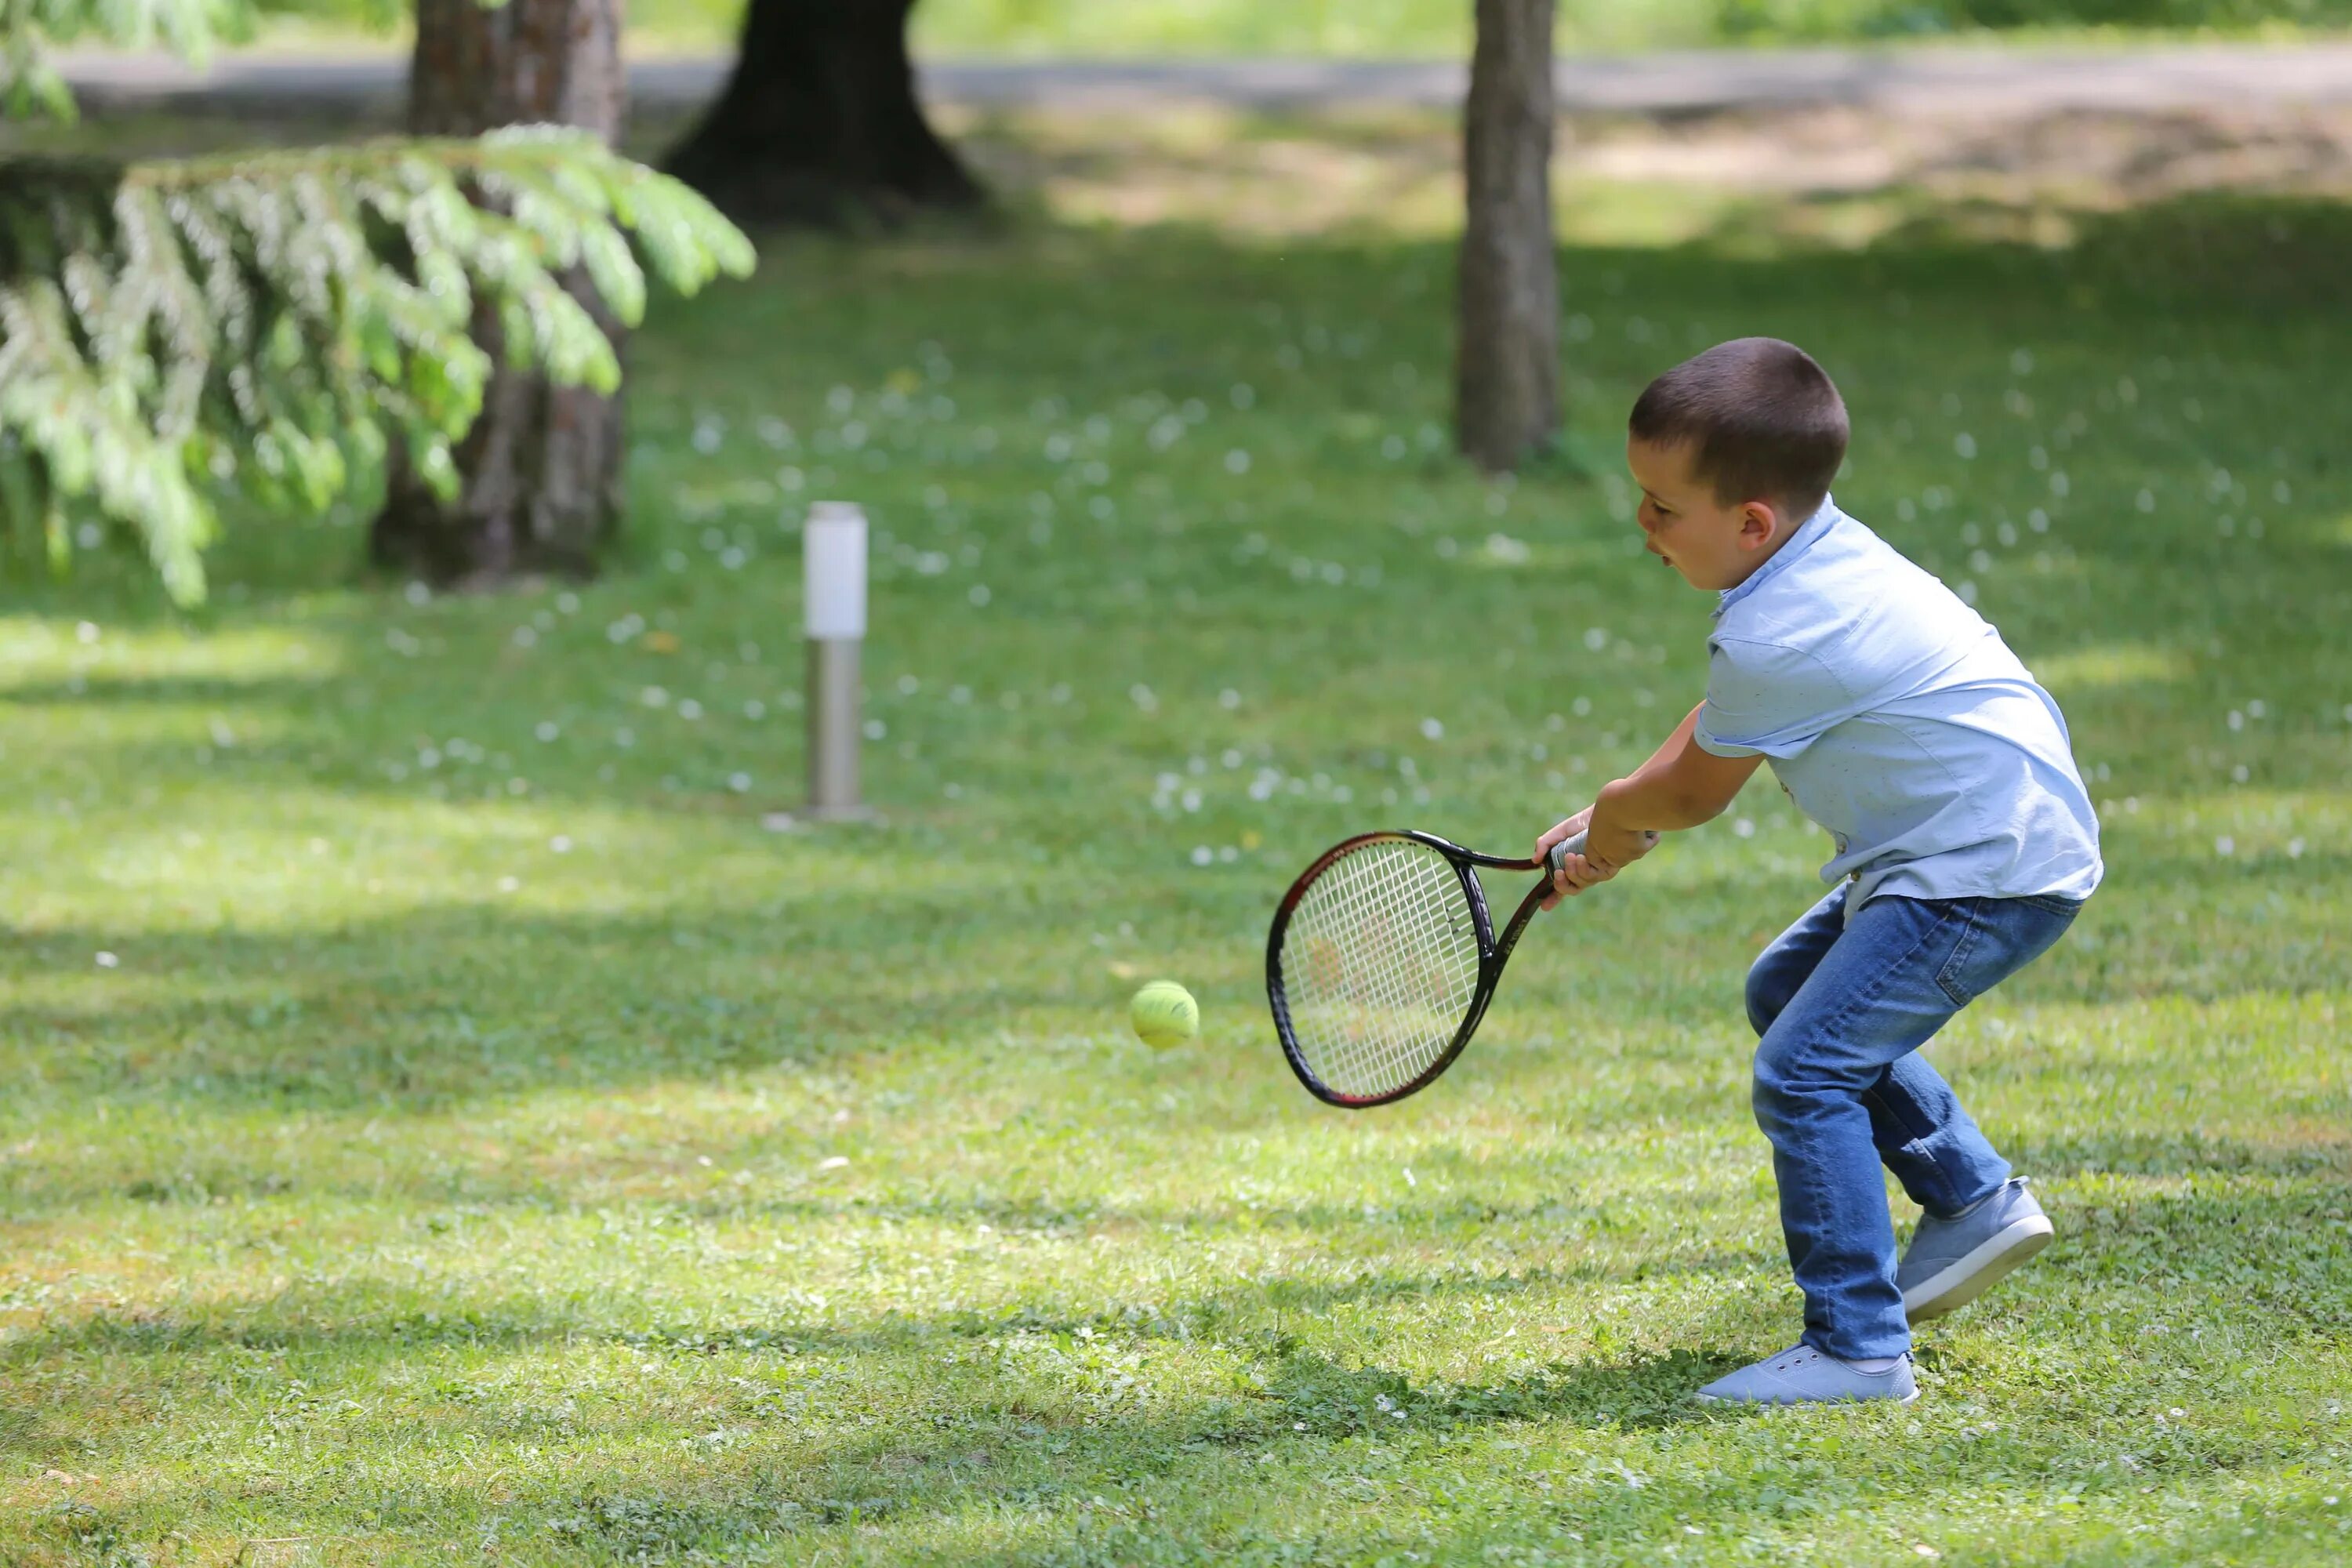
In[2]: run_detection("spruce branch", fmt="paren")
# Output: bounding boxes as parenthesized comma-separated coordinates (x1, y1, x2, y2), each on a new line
(0, 129, 757, 601)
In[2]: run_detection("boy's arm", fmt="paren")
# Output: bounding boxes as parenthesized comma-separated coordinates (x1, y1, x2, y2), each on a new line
(1537, 703, 1762, 900)
(1594, 702, 1763, 836)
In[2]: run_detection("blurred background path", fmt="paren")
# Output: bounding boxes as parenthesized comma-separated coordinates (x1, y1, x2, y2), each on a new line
(58, 40, 2352, 115)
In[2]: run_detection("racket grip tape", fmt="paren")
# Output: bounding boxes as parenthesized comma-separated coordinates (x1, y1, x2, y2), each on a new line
(1544, 830, 1588, 879)
(1544, 827, 1662, 880)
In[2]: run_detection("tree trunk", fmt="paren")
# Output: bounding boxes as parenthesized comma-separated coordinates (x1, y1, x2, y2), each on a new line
(663, 0, 982, 228)
(1456, 0, 1560, 474)
(372, 0, 628, 586)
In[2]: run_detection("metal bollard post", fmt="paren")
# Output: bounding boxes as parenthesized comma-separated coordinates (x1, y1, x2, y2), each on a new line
(802, 501, 869, 820)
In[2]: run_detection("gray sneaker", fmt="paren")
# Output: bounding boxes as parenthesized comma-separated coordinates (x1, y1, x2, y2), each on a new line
(1898, 1177, 2054, 1323)
(1694, 1344, 1918, 1406)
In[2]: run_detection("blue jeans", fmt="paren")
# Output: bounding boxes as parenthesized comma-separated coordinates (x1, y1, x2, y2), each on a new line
(1746, 885, 2082, 1360)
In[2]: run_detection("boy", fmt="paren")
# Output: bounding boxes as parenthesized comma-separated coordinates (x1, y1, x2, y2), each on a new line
(1538, 338, 2101, 1406)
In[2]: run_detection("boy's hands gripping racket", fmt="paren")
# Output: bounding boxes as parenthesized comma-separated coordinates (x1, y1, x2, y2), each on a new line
(1265, 823, 1655, 1107)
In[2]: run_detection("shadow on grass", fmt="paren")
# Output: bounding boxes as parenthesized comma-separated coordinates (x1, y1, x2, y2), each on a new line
(27, 1339, 1743, 1558)
(0, 672, 341, 709)
(9, 1171, 2348, 1552)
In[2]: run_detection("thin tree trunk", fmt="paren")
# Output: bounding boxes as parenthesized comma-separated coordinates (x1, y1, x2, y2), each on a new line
(372, 0, 628, 586)
(1456, 0, 1560, 474)
(663, 0, 982, 228)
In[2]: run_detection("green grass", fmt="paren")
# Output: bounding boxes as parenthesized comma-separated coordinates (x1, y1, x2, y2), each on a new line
(3, 115, 2352, 1565)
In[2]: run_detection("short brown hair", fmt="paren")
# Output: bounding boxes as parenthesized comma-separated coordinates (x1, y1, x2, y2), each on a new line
(1628, 338, 1849, 517)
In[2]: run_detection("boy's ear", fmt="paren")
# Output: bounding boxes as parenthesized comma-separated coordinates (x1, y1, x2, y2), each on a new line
(1737, 500, 1780, 550)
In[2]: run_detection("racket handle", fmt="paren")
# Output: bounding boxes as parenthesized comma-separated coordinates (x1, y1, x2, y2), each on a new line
(1544, 827, 1662, 879)
(1544, 830, 1588, 879)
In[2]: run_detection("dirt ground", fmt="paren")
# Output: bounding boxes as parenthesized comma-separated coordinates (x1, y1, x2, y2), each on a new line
(935, 96, 2352, 242)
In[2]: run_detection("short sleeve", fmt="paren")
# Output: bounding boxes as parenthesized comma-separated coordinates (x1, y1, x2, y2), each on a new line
(1693, 634, 1853, 760)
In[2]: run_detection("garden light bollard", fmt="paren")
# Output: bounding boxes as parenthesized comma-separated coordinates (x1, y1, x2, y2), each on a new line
(804, 501, 867, 819)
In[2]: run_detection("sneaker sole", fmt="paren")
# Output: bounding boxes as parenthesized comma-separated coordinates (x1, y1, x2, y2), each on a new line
(1901, 1214, 2055, 1322)
(1694, 1386, 1920, 1406)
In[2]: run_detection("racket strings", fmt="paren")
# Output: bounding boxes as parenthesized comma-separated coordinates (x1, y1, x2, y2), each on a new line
(1280, 839, 1483, 1098)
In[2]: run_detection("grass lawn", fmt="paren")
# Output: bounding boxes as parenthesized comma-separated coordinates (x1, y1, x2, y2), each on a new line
(2, 107, 2350, 1566)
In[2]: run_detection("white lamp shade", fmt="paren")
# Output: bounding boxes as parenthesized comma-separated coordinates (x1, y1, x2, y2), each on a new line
(804, 502, 868, 640)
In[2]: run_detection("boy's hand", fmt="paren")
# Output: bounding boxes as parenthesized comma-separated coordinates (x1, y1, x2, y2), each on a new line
(1535, 810, 1660, 909)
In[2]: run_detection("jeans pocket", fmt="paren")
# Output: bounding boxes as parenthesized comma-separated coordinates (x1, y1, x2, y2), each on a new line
(1933, 898, 1987, 1007)
(1936, 896, 2078, 1008)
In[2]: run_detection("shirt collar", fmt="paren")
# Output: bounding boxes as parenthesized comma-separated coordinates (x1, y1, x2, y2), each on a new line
(1715, 495, 1841, 619)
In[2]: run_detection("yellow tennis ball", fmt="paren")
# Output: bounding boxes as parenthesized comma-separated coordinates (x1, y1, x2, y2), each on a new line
(1130, 980, 1199, 1050)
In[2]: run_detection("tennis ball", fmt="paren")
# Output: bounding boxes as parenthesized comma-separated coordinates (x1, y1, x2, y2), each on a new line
(1130, 980, 1200, 1050)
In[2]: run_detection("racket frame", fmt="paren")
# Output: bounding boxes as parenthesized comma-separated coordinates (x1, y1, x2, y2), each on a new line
(1266, 829, 1557, 1109)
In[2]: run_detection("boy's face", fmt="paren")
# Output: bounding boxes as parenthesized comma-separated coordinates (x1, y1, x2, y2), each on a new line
(1625, 436, 1788, 593)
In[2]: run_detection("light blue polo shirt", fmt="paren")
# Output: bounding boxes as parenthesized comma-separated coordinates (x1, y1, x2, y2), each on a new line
(1693, 498, 2103, 909)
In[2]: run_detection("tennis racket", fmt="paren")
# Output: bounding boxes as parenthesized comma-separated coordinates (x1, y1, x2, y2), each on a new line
(1266, 826, 1650, 1108)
